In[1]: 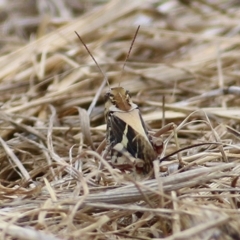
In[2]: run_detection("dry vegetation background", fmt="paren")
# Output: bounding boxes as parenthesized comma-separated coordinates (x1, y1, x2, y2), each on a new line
(0, 0, 240, 239)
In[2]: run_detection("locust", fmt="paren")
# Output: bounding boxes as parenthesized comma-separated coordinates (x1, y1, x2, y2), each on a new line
(75, 27, 163, 177)
(104, 86, 163, 175)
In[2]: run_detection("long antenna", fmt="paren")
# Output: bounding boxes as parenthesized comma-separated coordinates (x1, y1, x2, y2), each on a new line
(120, 25, 140, 82)
(74, 31, 109, 88)
(74, 31, 109, 115)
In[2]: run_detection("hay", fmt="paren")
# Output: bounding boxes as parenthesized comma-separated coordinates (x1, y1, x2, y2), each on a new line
(0, 0, 240, 239)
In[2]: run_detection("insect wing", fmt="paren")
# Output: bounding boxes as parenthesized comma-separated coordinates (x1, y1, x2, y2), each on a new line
(110, 109, 156, 162)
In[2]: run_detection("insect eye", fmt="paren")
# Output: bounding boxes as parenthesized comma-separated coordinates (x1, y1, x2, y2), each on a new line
(105, 92, 115, 104)
(105, 92, 110, 101)
(126, 90, 131, 98)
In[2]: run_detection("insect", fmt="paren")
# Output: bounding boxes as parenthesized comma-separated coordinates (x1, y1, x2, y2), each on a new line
(104, 86, 162, 175)
(75, 27, 163, 176)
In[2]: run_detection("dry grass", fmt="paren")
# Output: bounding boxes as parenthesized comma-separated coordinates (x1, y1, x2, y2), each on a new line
(0, 0, 240, 239)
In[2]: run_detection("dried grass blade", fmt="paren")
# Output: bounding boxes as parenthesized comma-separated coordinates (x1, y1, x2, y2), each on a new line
(77, 107, 94, 150)
(47, 105, 80, 180)
(0, 221, 63, 240)
(1, 113, 46, 143)
(163, 216, 229, 240)
(72, 215, 109, 236)
(0, 136, 31, 182)
(0, 0, 142, 80)
(65, 163, 235, 205)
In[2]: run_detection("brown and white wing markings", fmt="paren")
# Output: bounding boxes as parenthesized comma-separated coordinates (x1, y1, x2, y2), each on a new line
(105, 87, 157, 173)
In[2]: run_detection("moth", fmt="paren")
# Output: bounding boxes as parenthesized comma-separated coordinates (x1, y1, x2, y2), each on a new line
(104, 86, 163, 175)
